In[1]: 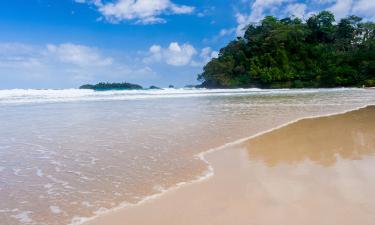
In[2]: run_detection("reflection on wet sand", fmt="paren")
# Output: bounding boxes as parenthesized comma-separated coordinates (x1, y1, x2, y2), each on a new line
(85, 105, 375, 225)
(245, 106, 375, 166)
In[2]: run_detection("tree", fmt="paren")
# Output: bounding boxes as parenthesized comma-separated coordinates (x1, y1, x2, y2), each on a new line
(198, 11, 375, 88)
(307, 11, 335, 43)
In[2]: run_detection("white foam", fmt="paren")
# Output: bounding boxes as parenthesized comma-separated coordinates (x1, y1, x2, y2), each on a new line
(44, 183, 53, 189)
(0, 88, 361, 105)
(50, 206, 61, 214)
(13, 168, 22, 176)
(11, 211, 33, 224)
(36, 168, 43, 177)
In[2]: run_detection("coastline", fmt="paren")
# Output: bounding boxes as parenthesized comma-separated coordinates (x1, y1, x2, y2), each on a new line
(2, 3, 375, 224)
(78, 103, 375, 225)
(2, 88, 374, 225)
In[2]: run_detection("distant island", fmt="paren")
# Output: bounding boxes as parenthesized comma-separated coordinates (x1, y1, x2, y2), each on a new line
(80, 82, 143, 90)
(149, 85, 162, 90)
(198, 11, 375, 88)
(79, 82, 167, 90)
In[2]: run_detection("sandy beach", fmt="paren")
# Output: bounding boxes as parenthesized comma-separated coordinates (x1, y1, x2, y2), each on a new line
(85, 105, 375, 225)
(2, 1, 375, 224)
(1, 89, 374, 225)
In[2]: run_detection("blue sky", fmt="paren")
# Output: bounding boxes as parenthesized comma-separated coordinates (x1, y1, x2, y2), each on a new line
(0, 0, 374, 88)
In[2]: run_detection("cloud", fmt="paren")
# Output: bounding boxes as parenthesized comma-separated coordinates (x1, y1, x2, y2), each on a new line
(318, 0, 375, 21)
(249, 0, 290, 22)
(0, 42, 154, 87)
(190, 47, 218, 67)
(0, 43, 43, 69)
(352, 0, 375, 20)
(144, 42, 219, 67)
(46, 43, 113, 67)
(144, 42, 197, 66)
(219, 28, 236, 37)
(196, 6, 216, 17)
(203, 28, 237, 45)
(198, 47, 218, 64)
(235, 0, 292, 36)
(328, 0, 353, 20)
(234, 0, 375, 37)
(235, 12, 251, 36)
(77, 0, 194, 24)
(285, 3, 307, 19)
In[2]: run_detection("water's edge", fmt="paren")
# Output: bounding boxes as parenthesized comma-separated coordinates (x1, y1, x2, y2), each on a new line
(70, 103, 374, 225)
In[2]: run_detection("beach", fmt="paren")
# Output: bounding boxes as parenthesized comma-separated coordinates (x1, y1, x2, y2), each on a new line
(0, 88, 374, 225)
(85, 105, 375, 225)
(2, 1, 375, 224)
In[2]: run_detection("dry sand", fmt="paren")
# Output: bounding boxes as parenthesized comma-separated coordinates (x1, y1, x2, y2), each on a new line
(85, 106, 375, 225)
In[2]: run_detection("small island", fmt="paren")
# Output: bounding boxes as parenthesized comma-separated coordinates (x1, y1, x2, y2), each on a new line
(148, 85, 162, 90)
(198, 11, 375, 88)
(79, 82, 143, 90)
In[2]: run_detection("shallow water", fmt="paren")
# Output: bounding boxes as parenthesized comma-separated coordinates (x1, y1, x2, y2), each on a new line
(0, 88, 374, 225)
(84, 106, 375, 225)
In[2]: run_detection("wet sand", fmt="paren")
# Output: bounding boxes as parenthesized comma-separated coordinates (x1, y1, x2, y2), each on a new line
(85, 105, 375, 225)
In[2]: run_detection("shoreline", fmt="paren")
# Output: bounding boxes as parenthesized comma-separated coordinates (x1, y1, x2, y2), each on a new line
(76, 103, 375, 225)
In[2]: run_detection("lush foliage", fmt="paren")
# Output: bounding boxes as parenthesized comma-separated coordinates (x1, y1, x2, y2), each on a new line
(149, 85, 161, 89)
(80, 82, 143, 90)
(198, 11, 375, 88)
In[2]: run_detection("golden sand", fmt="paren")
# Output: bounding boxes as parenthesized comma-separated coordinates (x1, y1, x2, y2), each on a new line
(85, 106, 375, 225)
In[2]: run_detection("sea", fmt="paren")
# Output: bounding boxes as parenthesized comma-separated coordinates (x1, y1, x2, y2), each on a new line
(0, 88, 374, 225)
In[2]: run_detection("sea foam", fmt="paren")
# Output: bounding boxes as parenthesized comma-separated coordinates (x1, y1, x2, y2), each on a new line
(0, 88, 352, 105)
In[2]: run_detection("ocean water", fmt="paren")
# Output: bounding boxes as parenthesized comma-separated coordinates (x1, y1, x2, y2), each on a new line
(0, 88, 374, 225)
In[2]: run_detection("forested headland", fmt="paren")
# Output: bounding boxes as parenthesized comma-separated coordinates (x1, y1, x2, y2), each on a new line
(79, 82, 143, 90)
(198, 11, 375, 88)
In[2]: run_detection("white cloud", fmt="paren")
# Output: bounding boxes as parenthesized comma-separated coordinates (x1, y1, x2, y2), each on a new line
(235, 12, 250, 36)
(0, 42, 154, 87)
(190, 47, 218, 67)
(352, 0, 375, 20)
(144, 42, 197, 66)
(169, 3, 195, 14)
(0, 43, 42, 68)
(235, 0, 292, 36)
(219, 28, 236, 37)
(328, 0, 353, 20)
(78, 0, 194, 24)
(234, 0, 375, 37)
(46, 43, 113, 67)
(196, 6, 216, 17)
(312, 0, 337, 3)
(203, 28, 236, 45)
(144, 42, 218, 67)
(311, 0, 375, 21)
(200, 47, 219, 64)
(285, 3, 307, 19)
(250, 0, 289, 22)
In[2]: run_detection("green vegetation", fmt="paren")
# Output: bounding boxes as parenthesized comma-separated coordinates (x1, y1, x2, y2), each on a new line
(198, 11, 375, 88)
(79, 82, 143, 90)
(148, 85, 161, 89)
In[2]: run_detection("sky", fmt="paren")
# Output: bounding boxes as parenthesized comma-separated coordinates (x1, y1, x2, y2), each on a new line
(0, 0, 374, 89)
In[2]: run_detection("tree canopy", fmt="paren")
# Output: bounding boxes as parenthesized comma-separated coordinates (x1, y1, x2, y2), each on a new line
(198, 11, 375, 88)
(79, 82, 143, 90)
